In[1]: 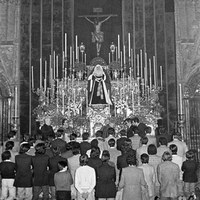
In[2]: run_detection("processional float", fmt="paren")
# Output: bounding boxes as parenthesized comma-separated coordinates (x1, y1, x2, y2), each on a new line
(33, 16, 163, 135)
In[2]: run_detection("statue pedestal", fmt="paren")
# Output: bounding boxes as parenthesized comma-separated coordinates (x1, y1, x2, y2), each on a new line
(87, 104, 111, 136)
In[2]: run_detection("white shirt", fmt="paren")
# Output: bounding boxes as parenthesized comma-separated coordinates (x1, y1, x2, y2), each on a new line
(168, 139, 188, 158)
(138, 163, 156, 197)
(172, 154, 184, 180)
(75, 165, 96, 194)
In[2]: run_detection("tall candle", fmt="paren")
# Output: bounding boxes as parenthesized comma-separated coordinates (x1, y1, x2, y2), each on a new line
(65, 33, 67, 58)
(118, 34, 120, 60)
(131, 49, 133, 68)
(85, 53, 86, 65)
(62, 51, 64, 78)
(49, 55, 52, 86)
(15, 86, 17, 117)
(44, 60, 47, 92)
(179, 83, 183, 114)
(53, 51, 56, 79)
(56, 55, 58, 78)
(62, 91, 65, 114)
(140, 49, 143, 78)
(160, 65, 163, 90)
(153, 56, 157, 88)
(75, 35, 78, 60)
(72, 51, 75, 70)
(45, 60, 47, 80)
(149, 58, 152, 91)
(128, 33, 131, 58)
(77, 46, 79, 63)
(70, 46, 72, 67)
(116, 47, 118, 62)
(40, 58, 42, 89)
(31, 66, 34, 90)
(123, 73, 125, 98)
(109, 53, 110, 64)
(123, 45, 126, 66)
(120, 51, 123, 69)
(137, 54, 139, 76)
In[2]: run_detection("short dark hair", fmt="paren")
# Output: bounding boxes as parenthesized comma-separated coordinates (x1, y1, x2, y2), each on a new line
(56, 129, 64, 138)
(159, 137, 168, 145)
(140, 137, 148, 145)
(132, 117, 139, 123)
(70, 133, 77, 141)
(108, 138, 115, 147)
(82, 132, 90, 141)
(141, 153, 149, 164)
(126, 154, 136, 165)
(107, 128, 115, 136)
(102, 150, 110, 162)
(5, 141, 14, 150)
(147, 144, 157, 155)
(169, 144, 177, 154)
(71, 143, 80, 155)
(35, 143, 46, 154)
(162, 151, 172, 161)
(95, 130, 103, 138)
(58, 160, 68, 168)
(90, 139, 98, 148)
(19, 143, 30, 154)
(79, 154, 88, 166)
(65, 143, 73, 151)
(2, 151, 11, 161)
(145, 126, 152, 134)
(7, 131, 16, 139)
(90, 146, 100, 158)
(119, 129, 127, 136)
(186, 150, 195, 160)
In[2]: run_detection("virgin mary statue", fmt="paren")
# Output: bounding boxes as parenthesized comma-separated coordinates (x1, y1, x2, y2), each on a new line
(88, 64, 112, 105)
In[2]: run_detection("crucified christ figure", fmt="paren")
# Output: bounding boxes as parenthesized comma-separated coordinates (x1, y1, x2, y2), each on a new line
(79, 14, 117, 56)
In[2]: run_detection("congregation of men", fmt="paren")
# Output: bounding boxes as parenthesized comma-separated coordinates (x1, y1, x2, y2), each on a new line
(0, 116, 197, 200)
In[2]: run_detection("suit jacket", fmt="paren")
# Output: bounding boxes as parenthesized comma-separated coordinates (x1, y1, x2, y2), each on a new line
(119, 166, 147, 200)
(48, 155, 67, 186)
(88, 157, 102, 171)
(80, 141, 91, 155)
(138, 123, 147, 138)
(157, 161, 180, 198)
(14, 153, 33, 187)
(182, 160, 198, 183)
(95, 162, 117, 198)
(51, 138, 67, 153)
(32, 154, 50, 186)
(116, 137, 127, 151)
(41, 124, 55, 141)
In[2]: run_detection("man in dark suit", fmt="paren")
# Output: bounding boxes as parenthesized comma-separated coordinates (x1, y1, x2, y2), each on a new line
(132, 117, 147, 138)
(51, 129, 66, 154)
(116, 129, 127, 151)
(41, 117, 55, 141)
(80, 132, 91, 155)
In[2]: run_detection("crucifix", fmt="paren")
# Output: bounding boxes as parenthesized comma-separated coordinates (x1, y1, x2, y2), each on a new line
(79, 10, 117, 56)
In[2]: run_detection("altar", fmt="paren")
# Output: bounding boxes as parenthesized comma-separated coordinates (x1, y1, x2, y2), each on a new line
(33, 55, 163, 136)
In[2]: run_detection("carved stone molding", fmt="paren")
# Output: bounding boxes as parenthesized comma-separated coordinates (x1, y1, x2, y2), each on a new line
(0, 0, 19, 5)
